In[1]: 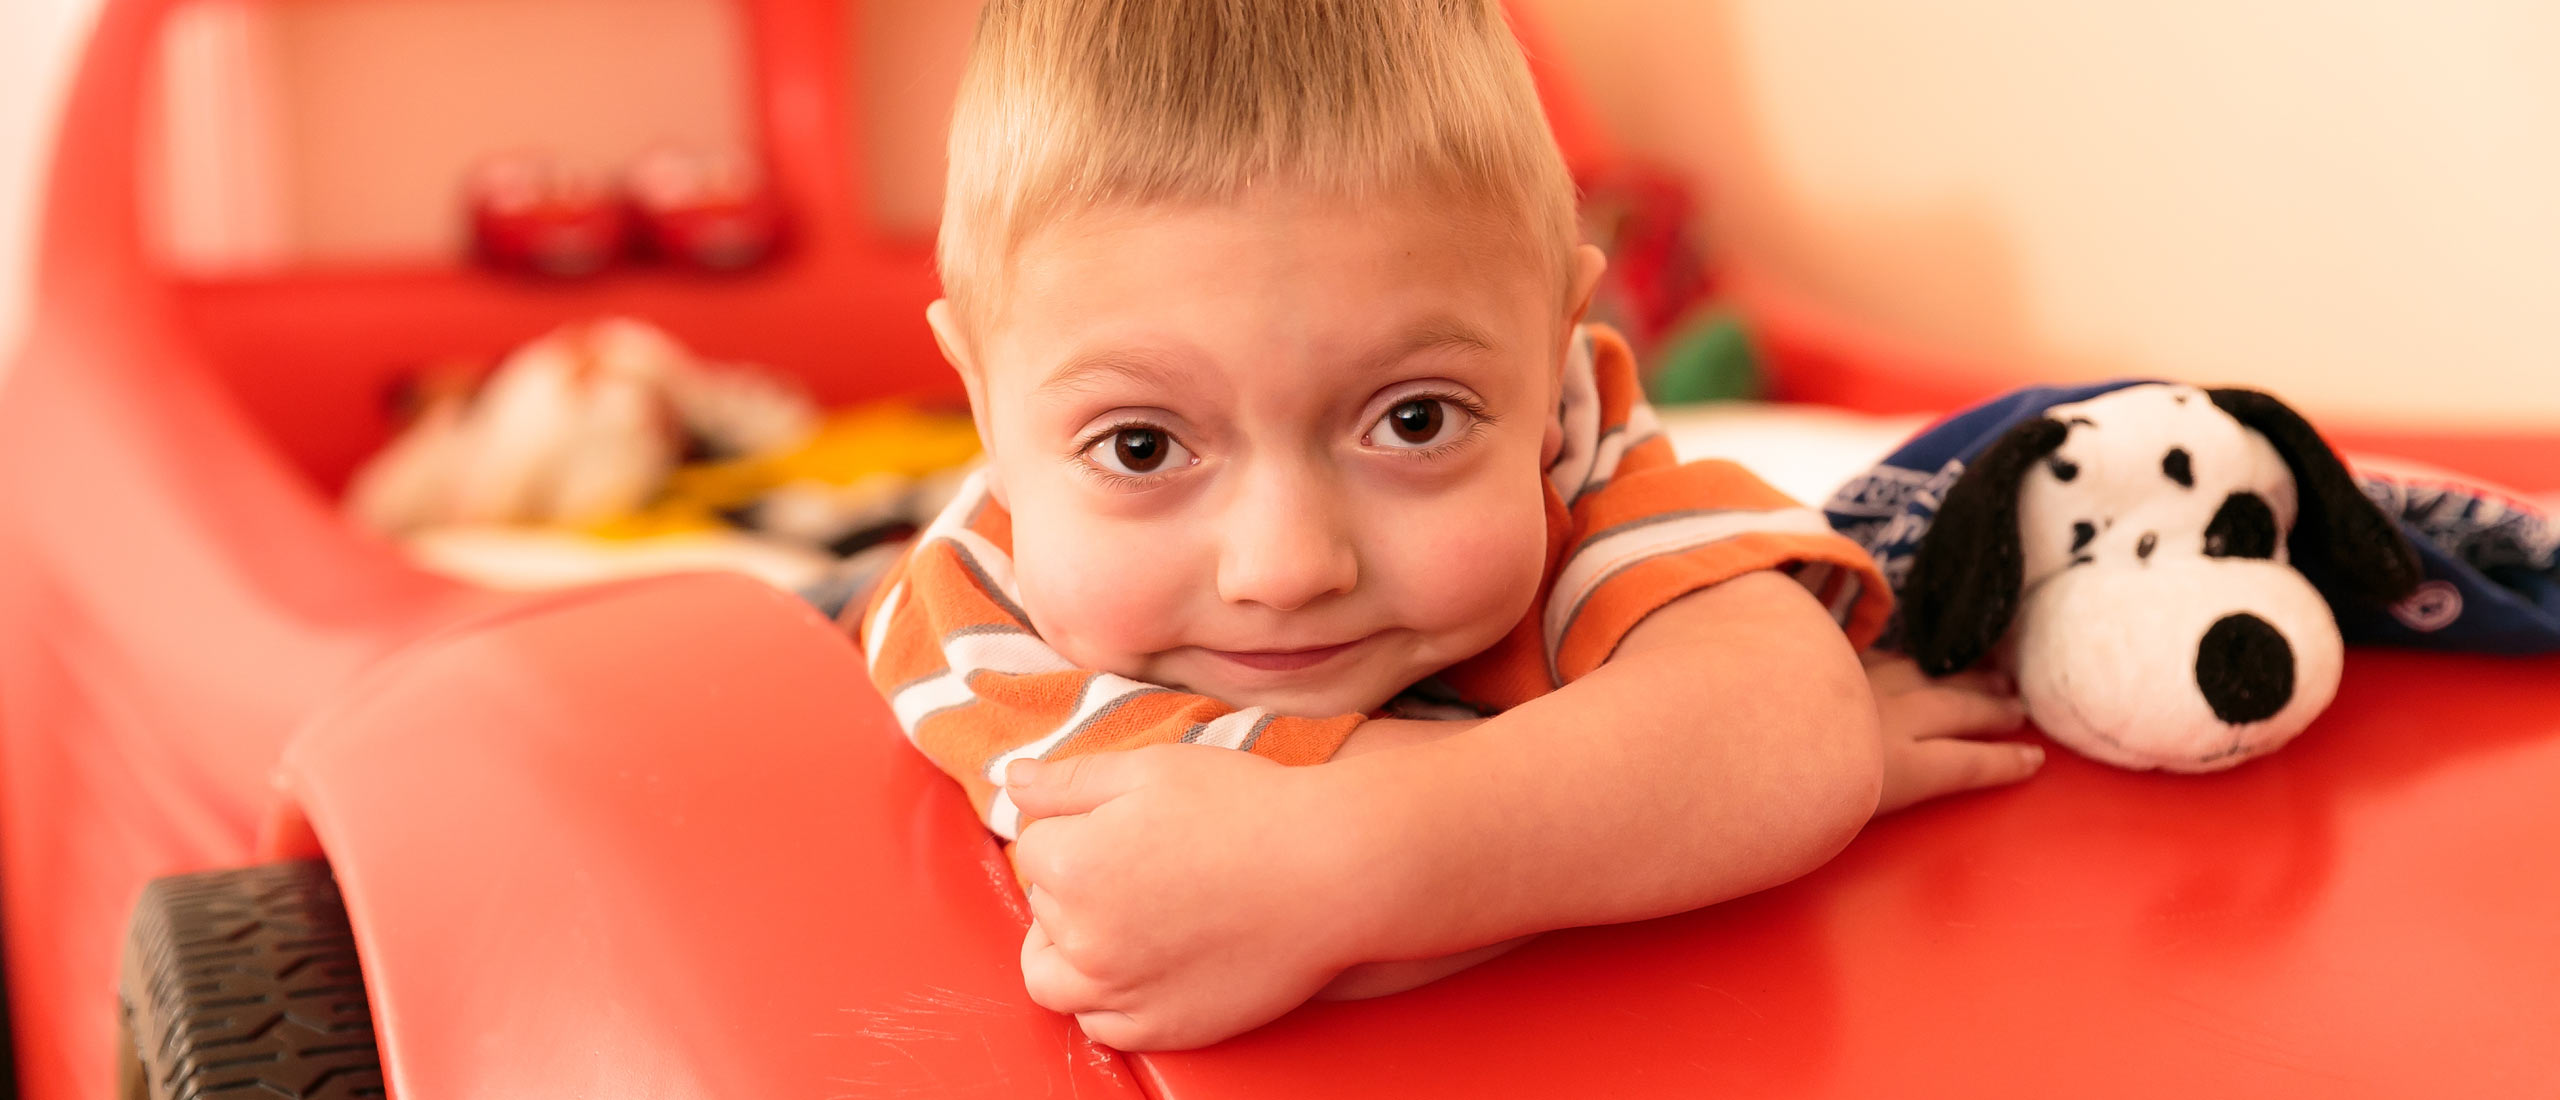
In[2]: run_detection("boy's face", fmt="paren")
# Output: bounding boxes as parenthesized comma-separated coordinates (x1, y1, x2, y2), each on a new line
(937, 187, 1601, 717)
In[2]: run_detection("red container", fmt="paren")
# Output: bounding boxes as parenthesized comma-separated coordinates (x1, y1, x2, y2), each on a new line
(466, 154, 632, 277)
(625, 145, 786, 271)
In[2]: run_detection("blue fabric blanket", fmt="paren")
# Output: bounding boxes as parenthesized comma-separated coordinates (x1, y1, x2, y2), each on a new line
(1822, 381, 2560, 654)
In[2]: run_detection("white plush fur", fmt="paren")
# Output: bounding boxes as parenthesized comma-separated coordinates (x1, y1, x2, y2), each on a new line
(2003, 383, 2340, 772)
(2013, 558, 2342, 771)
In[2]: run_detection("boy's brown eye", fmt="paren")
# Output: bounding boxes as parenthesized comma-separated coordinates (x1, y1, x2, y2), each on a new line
(1387, 400, 1442, 443)
(1115, 429, 1165, 471)
(1084, 425, 1194, 478)
(1370, 398, 1467, 451)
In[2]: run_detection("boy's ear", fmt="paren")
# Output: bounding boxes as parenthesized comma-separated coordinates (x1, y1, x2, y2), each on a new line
(927, 299, 1009, 508)
(1562, 243, 1608, 335)
(1542, 245, 1610, 468)
(925, 298, 983, 413)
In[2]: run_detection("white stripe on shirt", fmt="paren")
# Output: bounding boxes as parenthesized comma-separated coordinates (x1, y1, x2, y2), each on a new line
(1185, 707, 1275, 750)
(862, 579, 906, 677)
(919, 469, 989, 543)
(981, 672, 1163, 782)
(1570, 402, 1663, 505)
(943, 625, 1075, 679)
(986, 790, 1024, 840)
(1542, 507, 1840, 671)
(891, 670, 978, 735)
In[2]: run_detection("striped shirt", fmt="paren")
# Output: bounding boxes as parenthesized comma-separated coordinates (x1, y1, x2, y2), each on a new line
(856, 325, 1891, 838)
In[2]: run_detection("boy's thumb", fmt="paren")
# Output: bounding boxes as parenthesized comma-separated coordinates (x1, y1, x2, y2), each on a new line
(1004, 754, 1127, 820)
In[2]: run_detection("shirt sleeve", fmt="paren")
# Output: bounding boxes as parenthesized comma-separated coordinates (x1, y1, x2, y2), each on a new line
(1540, 326, 1895, 683)
(855, 476, 1362, 840)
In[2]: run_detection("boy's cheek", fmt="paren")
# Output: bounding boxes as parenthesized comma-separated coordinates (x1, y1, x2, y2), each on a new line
(1369, 482, 1548, 638)
(1011, 518, 1203, 668)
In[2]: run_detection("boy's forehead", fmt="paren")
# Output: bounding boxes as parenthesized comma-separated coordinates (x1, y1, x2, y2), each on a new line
(988, 191, 1558, 368)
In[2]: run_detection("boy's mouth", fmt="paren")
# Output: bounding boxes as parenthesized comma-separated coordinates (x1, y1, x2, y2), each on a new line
(1201, 636, 1373, 673)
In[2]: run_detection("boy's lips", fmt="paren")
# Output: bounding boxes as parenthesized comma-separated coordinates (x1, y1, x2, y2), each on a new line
(1201, 635, 1373, 672)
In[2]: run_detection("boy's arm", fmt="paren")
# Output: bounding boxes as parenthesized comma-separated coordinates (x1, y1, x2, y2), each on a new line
(1003, 569, 1884, 1050)
(1312, 637, 2039, 1004)
(1318, 569, 1883, 958)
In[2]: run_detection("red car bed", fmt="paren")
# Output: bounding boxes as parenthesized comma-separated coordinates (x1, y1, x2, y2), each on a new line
(2, 1, 2556, 1098)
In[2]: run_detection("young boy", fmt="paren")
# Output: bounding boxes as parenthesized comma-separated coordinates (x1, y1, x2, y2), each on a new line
(858, 0, 2039, 1052)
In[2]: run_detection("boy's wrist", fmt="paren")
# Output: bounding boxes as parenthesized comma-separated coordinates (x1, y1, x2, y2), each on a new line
(1300, 741, 1483, 967)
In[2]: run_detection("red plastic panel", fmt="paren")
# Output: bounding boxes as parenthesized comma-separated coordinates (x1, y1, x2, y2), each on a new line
(1131, 649, 2560, 1100)
(0, 278, 501, 1100)
(269, 573, 1139, 1099)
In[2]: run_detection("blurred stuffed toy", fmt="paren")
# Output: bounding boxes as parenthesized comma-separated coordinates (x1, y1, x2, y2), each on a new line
(347, 316, 814, 534)
(1868, 383, 2425, 772)
(345, 317, 979, 599)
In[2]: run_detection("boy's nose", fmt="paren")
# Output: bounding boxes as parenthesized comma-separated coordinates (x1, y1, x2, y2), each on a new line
(1215, 469, 1359, 612)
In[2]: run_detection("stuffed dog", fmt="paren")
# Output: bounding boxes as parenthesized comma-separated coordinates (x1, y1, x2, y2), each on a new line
(1897, 383, 2422, 772)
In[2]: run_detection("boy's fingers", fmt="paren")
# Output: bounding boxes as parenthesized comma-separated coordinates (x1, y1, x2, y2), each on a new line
(1913, 738, 2045, 797)
(1898, 685, 2029, 740)
(1005, 753, 1138, 819)
(1862, 653, 1927, 693)
(1008, 817, 1075, 888)
(1024, 883, 1068, 934)
(1075, 1010, 1152, 1051)
(1021, 921, 1113, 1016)
(1929, 666, 2015, 698)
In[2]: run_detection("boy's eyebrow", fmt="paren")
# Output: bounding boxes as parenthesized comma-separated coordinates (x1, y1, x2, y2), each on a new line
(1034, 346, 1193, 400)
(1362, 316, 1500, 372)
(1034, 317, 1499, 400)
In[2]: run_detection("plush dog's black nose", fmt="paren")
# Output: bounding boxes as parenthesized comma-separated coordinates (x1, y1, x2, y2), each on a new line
(2195, 613, 2295, 724)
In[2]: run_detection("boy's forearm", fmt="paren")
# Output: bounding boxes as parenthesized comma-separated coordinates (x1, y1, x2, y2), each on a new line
(1321, 572, 1882, 964)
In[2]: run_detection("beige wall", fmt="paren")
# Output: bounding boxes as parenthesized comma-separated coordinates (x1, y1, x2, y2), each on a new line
(147, 0, 755, 268)
(1521, 0, 2560, 430)
(11, 0, 2559, 430)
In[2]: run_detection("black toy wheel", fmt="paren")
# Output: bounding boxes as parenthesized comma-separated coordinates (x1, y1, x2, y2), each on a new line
(116, 860, 385, 1099)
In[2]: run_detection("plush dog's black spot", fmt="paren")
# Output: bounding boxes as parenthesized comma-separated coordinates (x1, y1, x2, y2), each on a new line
(2204, 492, 2280, 559)
(2209, 387, 2422, 602)
(2071, 521, 2097, 552)
(2196, 613, 2295, 724)
(2174, 392, 2190, 405)
(2162, 448, 2194, 487)
(2137, 531, 2158, 560)
(2048, 457, 2080, 483)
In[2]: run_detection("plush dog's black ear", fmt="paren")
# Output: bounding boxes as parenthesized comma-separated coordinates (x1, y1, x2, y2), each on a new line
(2207, 387, 2422, 603)
(1904, 416, 2071, 677)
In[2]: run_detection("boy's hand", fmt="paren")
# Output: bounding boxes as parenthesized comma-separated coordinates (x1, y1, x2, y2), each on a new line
(1865, 651, 2042, 815)
(1003, 745, 1376, 1050)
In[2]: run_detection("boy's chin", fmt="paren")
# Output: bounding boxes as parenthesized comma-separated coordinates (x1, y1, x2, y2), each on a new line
(1183, 675, 1401, 721)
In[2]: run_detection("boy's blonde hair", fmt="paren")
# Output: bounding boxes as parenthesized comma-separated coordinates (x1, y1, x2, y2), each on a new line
(938, 0, 1581, 329)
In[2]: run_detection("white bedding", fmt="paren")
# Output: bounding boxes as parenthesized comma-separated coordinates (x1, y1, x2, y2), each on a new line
(1658, 402, 1929, 508)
